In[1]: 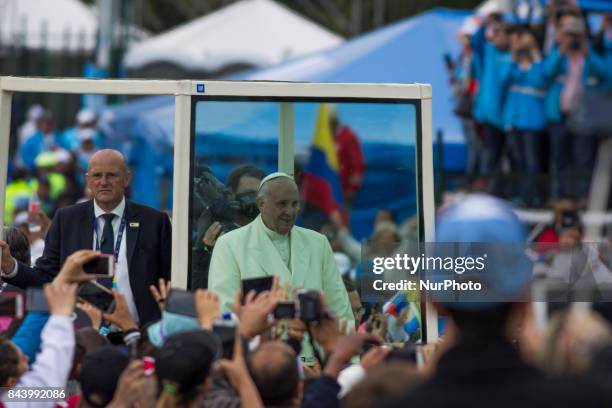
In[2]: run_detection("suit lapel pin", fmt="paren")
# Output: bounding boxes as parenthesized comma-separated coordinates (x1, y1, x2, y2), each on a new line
(129, 222, 140, 228)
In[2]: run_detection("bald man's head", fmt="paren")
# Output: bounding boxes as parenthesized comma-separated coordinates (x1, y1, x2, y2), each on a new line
(87, 149, 128, 173)
(256, 177, 300, 235)
(249, 342, 300, 405)
(86, 149, 131, 212)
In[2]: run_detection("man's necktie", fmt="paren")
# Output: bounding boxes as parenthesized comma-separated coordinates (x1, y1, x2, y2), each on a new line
(100, 213, 116, 256)
(99, 213, 116, 289)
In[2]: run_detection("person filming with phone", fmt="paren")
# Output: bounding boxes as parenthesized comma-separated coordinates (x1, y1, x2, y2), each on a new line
(0, 149, 171, 325)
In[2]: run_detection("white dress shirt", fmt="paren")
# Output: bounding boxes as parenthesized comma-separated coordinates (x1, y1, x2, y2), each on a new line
(93, 197, 139, 323)
(260, 217, 292, 271)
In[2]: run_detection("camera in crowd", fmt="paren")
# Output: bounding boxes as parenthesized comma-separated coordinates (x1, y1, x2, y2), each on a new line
(192, 165, 261, 243)
(273, 290, 333, 323)
(230, 190, 259, 220)
(192, 166, 240, 237)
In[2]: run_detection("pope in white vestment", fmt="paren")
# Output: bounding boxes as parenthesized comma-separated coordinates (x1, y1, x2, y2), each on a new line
(208, 172, 354, 331)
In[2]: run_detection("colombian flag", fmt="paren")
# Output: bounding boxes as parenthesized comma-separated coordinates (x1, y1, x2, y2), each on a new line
(301, 104, 345, 217)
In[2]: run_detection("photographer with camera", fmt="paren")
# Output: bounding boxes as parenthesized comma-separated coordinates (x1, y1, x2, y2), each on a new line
(543, 15, 608, 200)
(191, 165, 266, 289)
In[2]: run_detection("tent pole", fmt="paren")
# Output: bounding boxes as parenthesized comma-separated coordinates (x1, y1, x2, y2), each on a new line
(171, 86, 192, 289)
(278, 102, 295, 176)
(419, 91, 438, 344)
(0, 86, 13, 235)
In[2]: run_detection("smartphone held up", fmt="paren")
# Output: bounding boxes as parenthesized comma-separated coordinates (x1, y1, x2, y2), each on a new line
(82, 254, 115, 278)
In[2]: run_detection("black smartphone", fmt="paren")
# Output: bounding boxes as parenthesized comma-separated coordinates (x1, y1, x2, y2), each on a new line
(83, 254, 114, 277)
(165, 289, 197, 318)
(26, 288, 49, 313)
(274, 302, 296, 320)
(77, 281, 115, 313)
(298, 290, 322, 322)
(213, 320, 237, 359)
(0, 293, 24, 318)
(386, 346, 417, 363)
(241, 276, 273, 303)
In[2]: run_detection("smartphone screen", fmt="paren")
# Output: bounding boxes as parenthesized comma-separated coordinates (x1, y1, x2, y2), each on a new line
(77, 281, 115, 313)
(165, 289, 197, 318)
(385, 346, 417, 363)
(213, 321, 236, 359)
(241, 276, 273, 303)
(26, 288, 49, 313)
(83, 255, 114, 277)
(0, 293, 24, 319)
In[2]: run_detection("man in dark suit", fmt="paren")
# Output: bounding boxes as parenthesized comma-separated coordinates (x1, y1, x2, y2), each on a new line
(0, 149, 171, 325)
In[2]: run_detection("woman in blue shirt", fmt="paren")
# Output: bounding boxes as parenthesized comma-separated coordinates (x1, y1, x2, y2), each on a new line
(471, 14, 513, 178)
(503, 29, 547, 206)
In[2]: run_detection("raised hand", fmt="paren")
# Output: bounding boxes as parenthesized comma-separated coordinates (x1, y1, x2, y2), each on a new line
(76, 300, 103, 330)
(239, 290, 277, 339)
(149, 278, 171, 312)
(203, 221, 223, 246)
(102, 291, 138, 331)
(195, 289, 221, 330)
(54, 250, 100, 284)
(215, 329, 264, 408)
(45, 282, 78, 317)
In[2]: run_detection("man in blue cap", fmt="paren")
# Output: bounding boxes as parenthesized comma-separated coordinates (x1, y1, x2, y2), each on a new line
(386, 193, 612, 408)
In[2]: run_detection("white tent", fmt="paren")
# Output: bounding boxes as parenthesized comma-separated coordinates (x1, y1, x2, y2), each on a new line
(476, 0, 544, 20)
(0, 0, 97, 51)
(123, 0, 343, 73)
(476, 0, 514, 15)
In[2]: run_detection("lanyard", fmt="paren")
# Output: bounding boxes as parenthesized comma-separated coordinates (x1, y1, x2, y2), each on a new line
(94, 213, 126, 264)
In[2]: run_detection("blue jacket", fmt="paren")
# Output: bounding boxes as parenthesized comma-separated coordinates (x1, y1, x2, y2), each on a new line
(542, 46, 609, 124)
(59, 127, 103, 151)
(471, 26, 513, 128)
(604, 37, 612, 87)
(503, 62, 547, 131)
(19, 132, 65, 169)
(11, 312, 50, 364)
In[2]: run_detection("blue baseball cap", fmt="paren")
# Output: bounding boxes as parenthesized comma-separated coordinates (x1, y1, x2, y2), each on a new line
(434, 193, 532, 309)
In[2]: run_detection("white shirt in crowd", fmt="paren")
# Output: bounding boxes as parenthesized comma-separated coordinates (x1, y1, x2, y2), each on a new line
(2, 316, 75, 408)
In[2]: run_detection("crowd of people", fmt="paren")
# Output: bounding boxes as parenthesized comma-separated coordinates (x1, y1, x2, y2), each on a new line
(4, 105, 109, 232)
(0, 144, 610, 407)
(448, 1, 612, 207)
(1, 1, 612, 405)
(1, 174, 612, 406)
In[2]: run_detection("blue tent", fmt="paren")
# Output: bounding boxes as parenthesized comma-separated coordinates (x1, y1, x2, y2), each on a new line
(109, 8, 471, 208)
(578, 0, 612, 12)
(232, 7, 470, 152)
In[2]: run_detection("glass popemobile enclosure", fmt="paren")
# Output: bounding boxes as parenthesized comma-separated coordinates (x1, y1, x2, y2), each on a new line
(0, 78, 436, 341)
